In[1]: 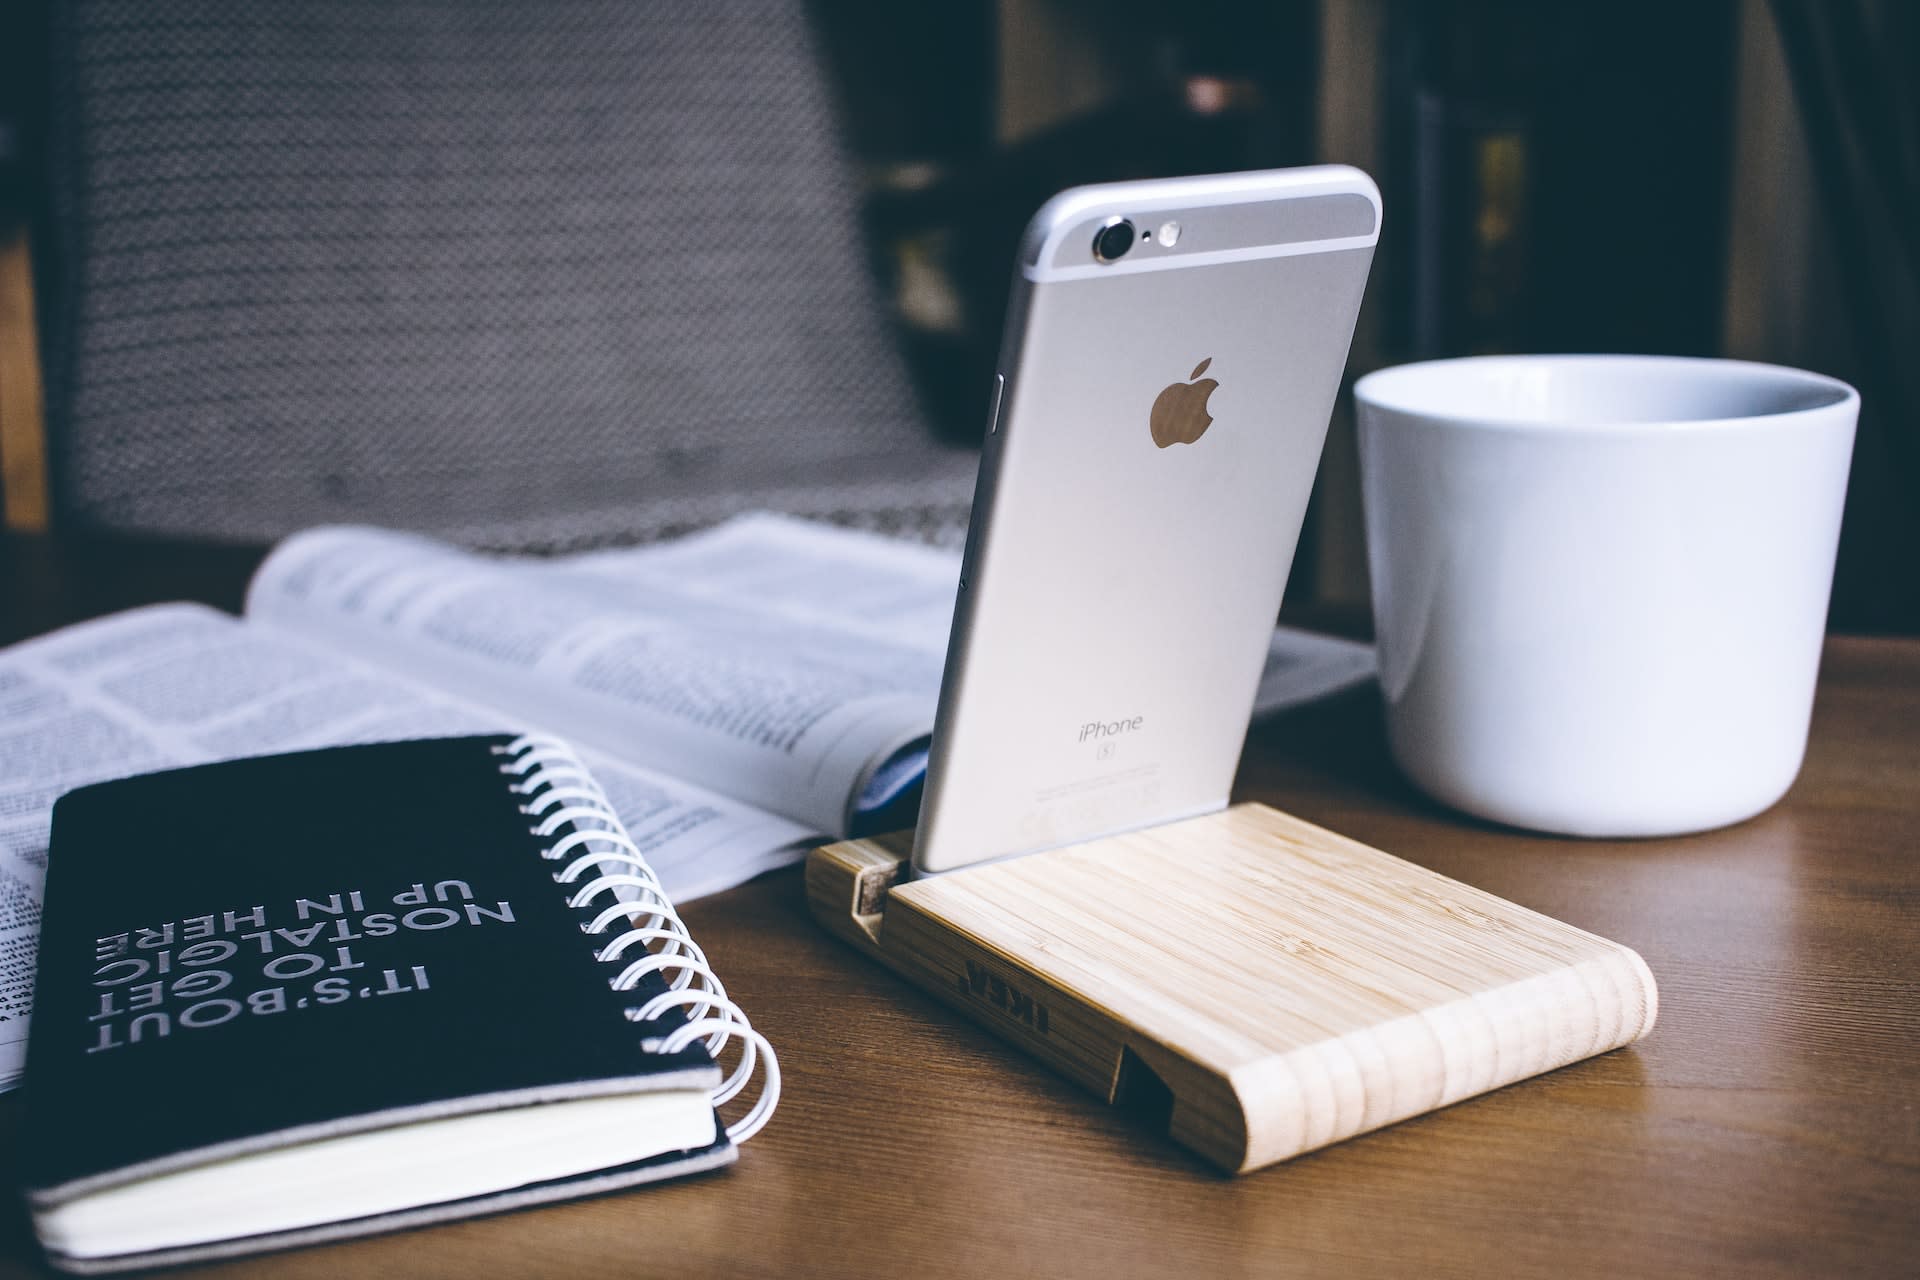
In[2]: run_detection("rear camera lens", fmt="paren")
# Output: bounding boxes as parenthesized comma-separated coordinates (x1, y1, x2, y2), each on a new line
(1093, 218, 1136, 263)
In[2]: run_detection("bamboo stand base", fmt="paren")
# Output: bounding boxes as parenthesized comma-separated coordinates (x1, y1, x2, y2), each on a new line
(806, 803, 1657, 1174)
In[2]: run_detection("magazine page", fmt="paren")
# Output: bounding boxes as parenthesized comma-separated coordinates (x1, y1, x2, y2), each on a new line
(556, 513, 1377, 715)
(545, 517, 1374, 824)
(553, 513, 963, 654)
(0, 605, 811, 1092)
(246, 527, 943, 836)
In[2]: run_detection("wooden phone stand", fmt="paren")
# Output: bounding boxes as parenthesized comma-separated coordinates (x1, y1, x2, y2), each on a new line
(807, 804, 1657, 1174)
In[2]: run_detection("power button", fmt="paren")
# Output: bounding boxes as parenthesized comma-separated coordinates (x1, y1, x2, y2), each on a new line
(987, 373, 1006, 435)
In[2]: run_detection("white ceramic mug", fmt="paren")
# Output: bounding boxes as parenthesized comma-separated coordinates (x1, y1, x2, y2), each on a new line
(1353, 355, 1858, 837)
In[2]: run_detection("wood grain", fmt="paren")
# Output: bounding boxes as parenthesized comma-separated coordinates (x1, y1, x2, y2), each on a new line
(810, 804, 1656, 1172)
(0, 538, 1916, 1277)
(0, 233, 48, 532)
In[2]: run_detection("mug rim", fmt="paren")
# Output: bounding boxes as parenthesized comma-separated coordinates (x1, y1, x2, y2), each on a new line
(1352, 353, 1858, 434)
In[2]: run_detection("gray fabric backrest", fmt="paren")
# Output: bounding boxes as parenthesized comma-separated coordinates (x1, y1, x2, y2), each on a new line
(38, 0, 977, 549)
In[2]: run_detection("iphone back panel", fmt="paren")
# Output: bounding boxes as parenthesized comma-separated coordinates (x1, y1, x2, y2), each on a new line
(912, 166, 1379, 875)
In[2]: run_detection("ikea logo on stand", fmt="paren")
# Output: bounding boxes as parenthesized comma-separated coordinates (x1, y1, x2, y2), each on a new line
(955, 960, 1050, 1035)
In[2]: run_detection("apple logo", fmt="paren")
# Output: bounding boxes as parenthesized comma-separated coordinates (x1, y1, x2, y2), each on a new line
(1149, 357, 1219, 448)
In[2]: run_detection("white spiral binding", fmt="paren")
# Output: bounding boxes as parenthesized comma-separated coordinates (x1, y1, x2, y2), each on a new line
(494, 734, 780, 1144)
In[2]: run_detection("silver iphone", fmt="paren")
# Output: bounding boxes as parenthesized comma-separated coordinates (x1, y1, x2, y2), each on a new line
(913, 166, 1380, 875)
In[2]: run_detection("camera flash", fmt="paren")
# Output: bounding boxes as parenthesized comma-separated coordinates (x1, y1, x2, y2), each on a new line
(1156, 220, 1181, 247)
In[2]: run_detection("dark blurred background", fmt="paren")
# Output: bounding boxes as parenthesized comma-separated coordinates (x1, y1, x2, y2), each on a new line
(2, 0, 1914, 630)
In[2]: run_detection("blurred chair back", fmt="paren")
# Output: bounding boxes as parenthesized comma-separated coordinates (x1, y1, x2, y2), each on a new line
(35, 0, 975, 549)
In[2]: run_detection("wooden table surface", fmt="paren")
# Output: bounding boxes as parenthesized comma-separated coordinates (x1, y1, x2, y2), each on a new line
(2, 533, 1916, 1278)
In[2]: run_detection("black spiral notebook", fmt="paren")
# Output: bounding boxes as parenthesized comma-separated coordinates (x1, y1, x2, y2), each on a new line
(20, 735, 777, 1274)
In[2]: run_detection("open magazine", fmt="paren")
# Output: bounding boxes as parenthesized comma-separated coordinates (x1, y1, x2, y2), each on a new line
(0, 514, 1376, 1089)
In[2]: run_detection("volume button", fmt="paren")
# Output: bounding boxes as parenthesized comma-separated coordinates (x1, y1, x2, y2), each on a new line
(987, 373, 1006, 435)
